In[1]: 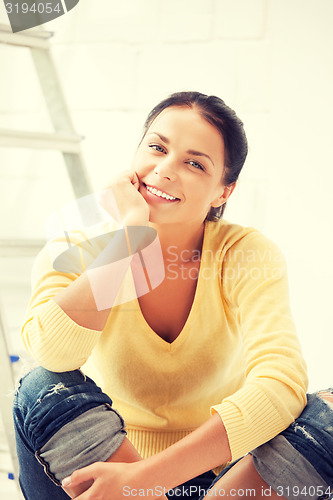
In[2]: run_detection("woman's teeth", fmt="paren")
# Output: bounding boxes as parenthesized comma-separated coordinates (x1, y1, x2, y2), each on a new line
(146, 185, 177, 201)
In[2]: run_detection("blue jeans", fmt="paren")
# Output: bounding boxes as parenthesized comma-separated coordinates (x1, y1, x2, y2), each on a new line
(13, 368, 333, 500)
(13, 367, 127, 499)
(13, 367, 215, 499)
(199, 390, 333, 500)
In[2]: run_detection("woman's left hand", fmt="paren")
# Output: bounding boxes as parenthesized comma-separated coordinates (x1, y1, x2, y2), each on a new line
(62, 461, 164, 499)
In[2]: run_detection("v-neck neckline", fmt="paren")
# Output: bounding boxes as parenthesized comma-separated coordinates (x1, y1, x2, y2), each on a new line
(135, 222, 210, 351)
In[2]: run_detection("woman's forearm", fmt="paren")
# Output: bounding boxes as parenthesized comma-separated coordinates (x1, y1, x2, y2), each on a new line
(135, 413, 231, 493)
(63, 413, 231, 499)
(53, 172, 151, 331)
(54, 225, 150, 331)
(53, 272, 111, 331)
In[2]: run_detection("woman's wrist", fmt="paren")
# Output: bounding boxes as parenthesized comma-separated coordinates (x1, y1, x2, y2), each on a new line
(128, 414, 231, 494)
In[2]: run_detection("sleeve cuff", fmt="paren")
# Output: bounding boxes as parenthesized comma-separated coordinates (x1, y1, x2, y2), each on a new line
(211, 384, 285, 461)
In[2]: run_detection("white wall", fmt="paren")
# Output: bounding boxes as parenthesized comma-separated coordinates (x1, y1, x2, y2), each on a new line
(0, 0, 332, 390)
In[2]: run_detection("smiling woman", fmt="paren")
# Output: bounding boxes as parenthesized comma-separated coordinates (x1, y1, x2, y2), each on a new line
(139, 92, 247, 221)
(133, 105, 231, 225)
(13, 92, 333, 500)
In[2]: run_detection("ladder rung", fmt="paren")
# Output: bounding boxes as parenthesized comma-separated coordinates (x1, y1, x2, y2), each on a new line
(0, 128, 83, 153)
(0, 23, 53, 49)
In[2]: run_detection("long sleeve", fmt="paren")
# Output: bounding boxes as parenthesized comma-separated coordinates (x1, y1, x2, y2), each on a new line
(21, 231, 103, 372)
(21, 222, 162, 372)
(211, 230, 308, 461)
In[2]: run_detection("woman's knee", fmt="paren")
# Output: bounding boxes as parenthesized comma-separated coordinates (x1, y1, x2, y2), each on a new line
(13, 366, 114, 451)
(15, 366, 85, 401)
(13, 366, 130, 486)
(36, 403, 128, 485)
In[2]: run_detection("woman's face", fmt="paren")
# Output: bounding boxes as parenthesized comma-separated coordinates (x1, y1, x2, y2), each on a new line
(132, 106, 231, 226)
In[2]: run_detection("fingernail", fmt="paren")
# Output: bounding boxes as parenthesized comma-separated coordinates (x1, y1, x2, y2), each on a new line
(62, 477, 71, 487)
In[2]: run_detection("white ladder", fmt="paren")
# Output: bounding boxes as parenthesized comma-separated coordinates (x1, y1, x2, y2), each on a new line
(0, 22, 92, 497)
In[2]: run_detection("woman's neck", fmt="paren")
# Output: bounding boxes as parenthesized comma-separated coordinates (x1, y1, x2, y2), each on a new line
(150, 220, 206, 261)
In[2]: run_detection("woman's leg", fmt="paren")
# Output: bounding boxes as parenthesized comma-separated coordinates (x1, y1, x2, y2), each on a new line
(13, 367, 141, 499)
(202, 454, 286, 499)
(63, 436, 143, 498)
(201, 392, 333, 500)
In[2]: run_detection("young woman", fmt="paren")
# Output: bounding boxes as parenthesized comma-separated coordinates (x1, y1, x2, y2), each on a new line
(14, 92, 333, 500)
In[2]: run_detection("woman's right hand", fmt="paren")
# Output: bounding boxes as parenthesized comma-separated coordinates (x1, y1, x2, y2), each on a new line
(99, 170, 150, 226)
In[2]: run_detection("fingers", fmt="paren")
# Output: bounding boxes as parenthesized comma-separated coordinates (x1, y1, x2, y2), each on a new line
(100, 170, 149, 226)
(129, 170, 140, 190)
(62, 463, 97, 489)
(122, 170, 142, 192)
(105, 170, 140, 189)
(65, 484, 94, 500)
(62, 480, 94, 500)
(66, 485, 95, 500)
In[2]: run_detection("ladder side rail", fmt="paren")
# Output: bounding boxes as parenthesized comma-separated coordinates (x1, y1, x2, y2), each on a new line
(0, 308, 20, 488)
(30, 47, 93, 198)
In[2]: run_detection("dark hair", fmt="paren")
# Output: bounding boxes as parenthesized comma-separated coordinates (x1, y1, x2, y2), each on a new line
(143, 91, 248, 220)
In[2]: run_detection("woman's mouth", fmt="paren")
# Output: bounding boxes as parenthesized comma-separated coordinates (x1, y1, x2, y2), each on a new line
(143, 183, 180, 202)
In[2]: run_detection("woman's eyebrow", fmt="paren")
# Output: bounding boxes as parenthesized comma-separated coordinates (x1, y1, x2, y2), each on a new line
(147, 132, 214, 166)
(147, 132, 169, 143)
(187, 149, 214, 166)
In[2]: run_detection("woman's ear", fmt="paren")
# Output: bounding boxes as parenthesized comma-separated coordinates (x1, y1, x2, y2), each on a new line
(210, 183, 236, 208)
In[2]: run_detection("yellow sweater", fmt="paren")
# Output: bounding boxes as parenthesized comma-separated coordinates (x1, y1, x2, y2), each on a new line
(21, 220, 308, 464)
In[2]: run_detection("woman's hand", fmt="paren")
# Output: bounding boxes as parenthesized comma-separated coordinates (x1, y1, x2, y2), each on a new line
(99, 170, 150, 226)
(61, 414, 231, 499)
(62, 461, 166, 499)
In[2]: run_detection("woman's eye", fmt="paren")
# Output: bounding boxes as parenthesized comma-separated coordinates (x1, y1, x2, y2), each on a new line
(149, 144, 166, 153)
(187, 160, 205, 171)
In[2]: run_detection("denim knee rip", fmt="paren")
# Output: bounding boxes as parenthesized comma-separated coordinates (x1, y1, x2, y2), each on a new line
(35, 404, 127, 486)
(13, 367, 127, 487)
(250, 389, 333, 500)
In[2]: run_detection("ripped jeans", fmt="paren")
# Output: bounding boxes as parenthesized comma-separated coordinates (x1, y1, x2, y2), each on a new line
(205, 390, 333, 500)
(13, 367, 127, 499)
(13, 367, 218, 500)
(13, 367, 333, 500)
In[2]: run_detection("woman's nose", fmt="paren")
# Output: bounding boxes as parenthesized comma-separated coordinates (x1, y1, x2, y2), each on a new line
(153, 157, 177, 181)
